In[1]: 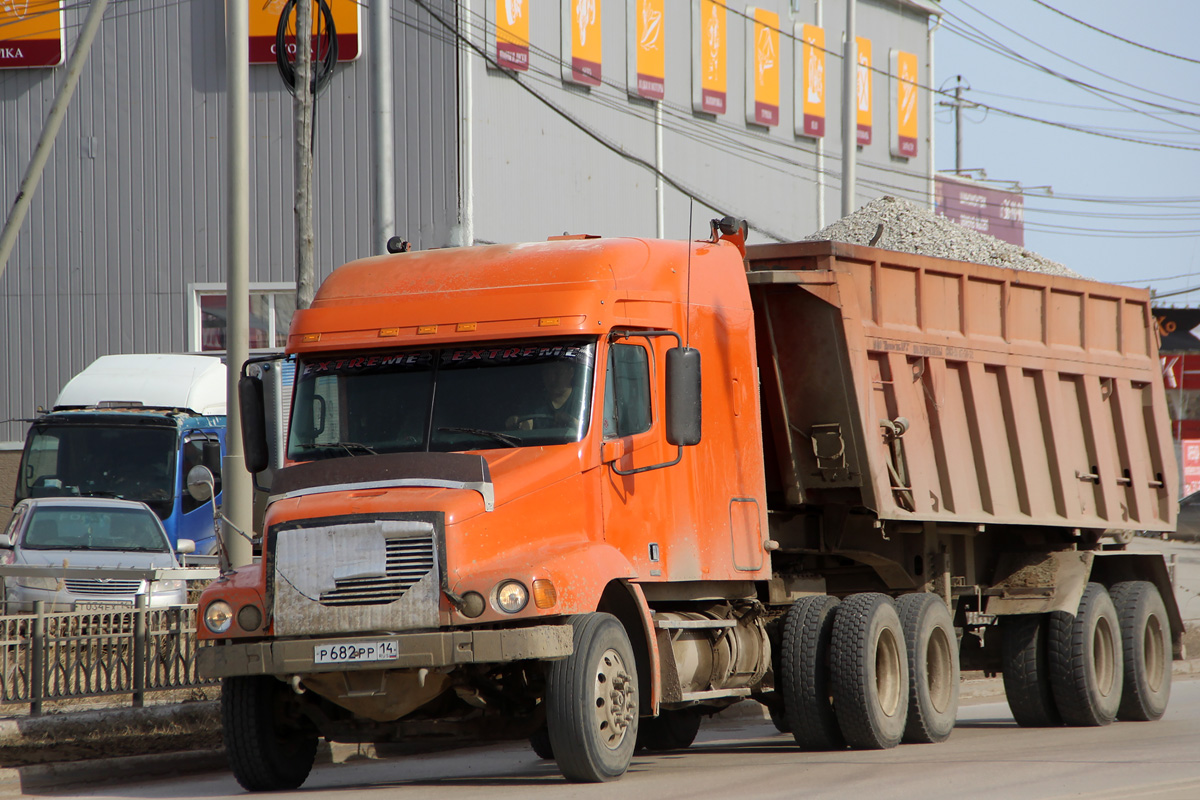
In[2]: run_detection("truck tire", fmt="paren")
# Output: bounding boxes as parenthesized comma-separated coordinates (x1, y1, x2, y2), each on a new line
(546, 613, 639, 782)
(830, 593, 908, 749)
(1001, 614, 1061, 727)
(1049, 582, 1123, 726)
(1109, 581, 1172, 721)
(529, 725, 554, 759)
(221, 675, 319, 792)
(779, 595, 843, 750)
(896, 593, 960, 743)
(636, 707, 702, 751)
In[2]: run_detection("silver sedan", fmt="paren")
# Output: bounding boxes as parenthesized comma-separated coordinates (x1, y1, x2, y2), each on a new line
(0, 497, 194, 613)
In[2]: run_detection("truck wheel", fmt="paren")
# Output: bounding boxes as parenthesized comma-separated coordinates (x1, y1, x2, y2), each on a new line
(780, 595, 843, 749)
(1049, 582, 1123, 726)
(830, 593, 908, 749)
(529, 725, 554, 759)
(636, 707, 702, 751)
(221, 675, 319, 792)
(1109, 581, 1172, 721)
(896, 593, 960, 743)
(546, 613, 639, 782)
(1001, 614, 1061, 727)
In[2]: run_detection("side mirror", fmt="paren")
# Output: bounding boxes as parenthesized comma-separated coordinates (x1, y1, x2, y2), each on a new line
(0, 533, 12, 549)
(665, 347, 702, 446)
(175, 538, 196, 555)
(186, 465, 215, 502)
(238, 373, 270, 474)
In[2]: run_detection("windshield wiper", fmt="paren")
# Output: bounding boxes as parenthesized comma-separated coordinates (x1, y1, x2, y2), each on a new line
(295, 442, 378, 457)
(78, 490, 124, 499)
(437, 427, 520, 448)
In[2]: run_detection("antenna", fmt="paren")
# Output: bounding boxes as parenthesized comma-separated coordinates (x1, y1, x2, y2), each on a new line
(685, 198, 694, 350)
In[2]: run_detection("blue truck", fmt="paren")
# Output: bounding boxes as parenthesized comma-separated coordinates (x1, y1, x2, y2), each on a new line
(12, 355, 229, 554)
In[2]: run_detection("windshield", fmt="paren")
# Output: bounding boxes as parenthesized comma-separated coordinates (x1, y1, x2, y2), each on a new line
(287, 339, 596, 460)
(16, 424, 177, 514)
(21, 506, 170, 552)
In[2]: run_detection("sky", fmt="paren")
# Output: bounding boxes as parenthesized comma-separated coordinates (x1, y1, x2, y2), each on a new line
(931, 0, 1200, 301)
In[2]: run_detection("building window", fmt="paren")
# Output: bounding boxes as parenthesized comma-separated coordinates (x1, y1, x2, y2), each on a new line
(188, 283, 296, 353)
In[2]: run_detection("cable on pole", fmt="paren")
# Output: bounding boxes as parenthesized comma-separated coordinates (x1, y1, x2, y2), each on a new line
(275, 0, 339, 96)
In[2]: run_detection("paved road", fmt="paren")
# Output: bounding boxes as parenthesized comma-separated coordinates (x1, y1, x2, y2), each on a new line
(39, 677, 1200, 800)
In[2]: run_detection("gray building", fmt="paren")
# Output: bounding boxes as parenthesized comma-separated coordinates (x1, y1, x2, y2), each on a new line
(1, 0, 939, 455)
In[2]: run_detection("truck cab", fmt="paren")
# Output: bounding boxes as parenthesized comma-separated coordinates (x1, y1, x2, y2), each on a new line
(14, 354, 227, 554)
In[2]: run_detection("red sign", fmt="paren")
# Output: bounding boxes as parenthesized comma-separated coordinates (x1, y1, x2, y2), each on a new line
(935, 176, 1025, 247)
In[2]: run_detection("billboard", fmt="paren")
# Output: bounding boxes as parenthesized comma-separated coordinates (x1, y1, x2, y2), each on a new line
(795, 23, 825, 138)
(0, 0, 64, 69)
(628, 0, 665, 100)
(889, 49, 918, 158)
(935, 176, 1025, 247)
(248, 0, 362, 65)
(563, 0, 602, 86)
(491, 0, 530, 71)
(745, 7, 779, 127)
(692, 0, 727, 115)
(855, 37, 872, 145)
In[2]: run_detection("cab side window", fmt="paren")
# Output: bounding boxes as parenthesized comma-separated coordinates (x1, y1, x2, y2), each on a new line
(181, 437, 222, 514)
(603, 343, 652, 438)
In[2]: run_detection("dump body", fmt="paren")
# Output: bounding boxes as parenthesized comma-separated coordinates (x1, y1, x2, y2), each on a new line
(746, 240, 1177, 534)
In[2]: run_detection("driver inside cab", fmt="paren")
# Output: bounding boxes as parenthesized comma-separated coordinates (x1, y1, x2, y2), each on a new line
(507, 360, 578, 431)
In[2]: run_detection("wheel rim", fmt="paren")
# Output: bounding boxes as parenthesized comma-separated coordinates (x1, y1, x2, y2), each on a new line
(925, 625, 954, 714)
(1145, 615, 1166, 693)
(875, 627, 903, 717)
(1092, 616, 1116, 697)
(594, 647, 636, 750)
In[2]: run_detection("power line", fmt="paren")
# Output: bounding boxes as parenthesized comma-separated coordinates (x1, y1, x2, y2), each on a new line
(1029, 0, 1200, 66)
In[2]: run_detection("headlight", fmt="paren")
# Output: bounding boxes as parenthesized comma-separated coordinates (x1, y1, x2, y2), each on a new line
(204, 600, 234, 633)
(15, 576, 60, 591)
(150, 579, 185, 595)
(495, 580, 528, 613)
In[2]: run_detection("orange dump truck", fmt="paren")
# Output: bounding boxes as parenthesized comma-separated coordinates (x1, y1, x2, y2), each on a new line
(197, 223, 1181, 789)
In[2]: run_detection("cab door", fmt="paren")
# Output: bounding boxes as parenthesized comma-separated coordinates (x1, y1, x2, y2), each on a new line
(598, 336, 688, 581)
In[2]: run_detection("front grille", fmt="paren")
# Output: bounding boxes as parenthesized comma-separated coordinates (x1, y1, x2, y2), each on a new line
(66, 579, 142, 595)
(319, 537, 435, 606)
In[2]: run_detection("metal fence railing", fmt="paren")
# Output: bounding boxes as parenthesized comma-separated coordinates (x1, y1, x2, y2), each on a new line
(0, 600, 217, 715)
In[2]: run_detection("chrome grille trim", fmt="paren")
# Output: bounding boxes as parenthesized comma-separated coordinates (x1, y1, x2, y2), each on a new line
(66, 579, 143, 595)
(319, 537, 436, 606)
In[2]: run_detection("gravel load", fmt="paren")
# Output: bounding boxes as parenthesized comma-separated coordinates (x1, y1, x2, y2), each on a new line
(806, 195, 1081, 278)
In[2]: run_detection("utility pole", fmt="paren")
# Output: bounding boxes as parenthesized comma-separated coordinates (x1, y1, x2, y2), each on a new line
(840, 0, 857, 218)
(370, 0, 396, 254)
(225, 0, 253, 568)
(0, 0, 111, 279)
(936, 75, 972, 175)
(295, 0, 316, 310)
(955, 76, 964, 174)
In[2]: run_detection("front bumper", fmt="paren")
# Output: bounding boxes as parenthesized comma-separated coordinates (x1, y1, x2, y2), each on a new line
(197, 624, 574, 679)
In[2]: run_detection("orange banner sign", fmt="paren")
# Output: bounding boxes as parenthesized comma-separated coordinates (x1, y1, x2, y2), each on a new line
(855, 37, 872, 145)
(0, 0, 64, 69)
(890, 49, 918, 158)
(693, 0, 727, 114)
(629, 0, 665, 99)
(745, 8, 779, 127)
(248, 0, 361, 65)
(494, 0, 530, 70)
(564, 0, 602, 86)
(796, 23, 825, 138)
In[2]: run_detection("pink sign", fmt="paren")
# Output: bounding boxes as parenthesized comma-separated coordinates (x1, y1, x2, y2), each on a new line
(1184, 439, 1200, 496)
(935, 176, 1025, 247)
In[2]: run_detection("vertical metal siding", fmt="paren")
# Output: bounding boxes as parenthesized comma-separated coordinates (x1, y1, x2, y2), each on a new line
(464, 0, 932, 246)
(0, 0, 460, 443)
